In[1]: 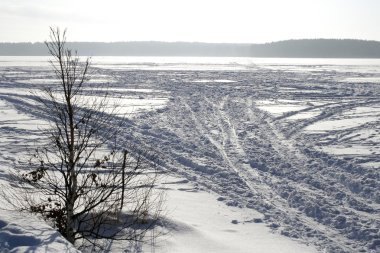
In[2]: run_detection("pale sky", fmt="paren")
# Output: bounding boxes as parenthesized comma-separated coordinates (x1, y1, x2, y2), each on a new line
(0, 0, 379, 43)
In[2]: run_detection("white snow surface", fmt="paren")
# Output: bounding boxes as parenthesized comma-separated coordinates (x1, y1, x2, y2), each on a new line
(153, 179, 317, 253)
(0, 208, 79, 253)
(1, 56, 380, 253)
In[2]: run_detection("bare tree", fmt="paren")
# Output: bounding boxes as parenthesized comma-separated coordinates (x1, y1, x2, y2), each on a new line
(5, 27, 163, 250)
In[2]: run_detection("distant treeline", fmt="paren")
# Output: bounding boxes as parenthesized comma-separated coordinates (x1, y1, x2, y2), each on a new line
(1, 39, 380, 58)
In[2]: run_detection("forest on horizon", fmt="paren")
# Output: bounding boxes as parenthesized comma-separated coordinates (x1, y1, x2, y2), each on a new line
(1, 39, 380, 58)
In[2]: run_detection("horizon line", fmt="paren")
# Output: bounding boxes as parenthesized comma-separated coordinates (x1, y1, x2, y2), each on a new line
(1, 38, 380, 44)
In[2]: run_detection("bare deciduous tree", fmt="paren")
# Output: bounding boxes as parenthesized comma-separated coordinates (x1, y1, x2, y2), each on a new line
(4, 27, 163, 250)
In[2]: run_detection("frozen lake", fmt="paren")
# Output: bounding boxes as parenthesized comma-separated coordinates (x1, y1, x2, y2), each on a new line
(0, 56, 379, 253)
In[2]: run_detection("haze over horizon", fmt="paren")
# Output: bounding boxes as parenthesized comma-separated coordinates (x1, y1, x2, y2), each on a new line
(1, 0, 379, 43)
(2, 39, 380, 45)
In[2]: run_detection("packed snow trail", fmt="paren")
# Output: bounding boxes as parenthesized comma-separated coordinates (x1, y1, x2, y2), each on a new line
(123, 68, 380, 253)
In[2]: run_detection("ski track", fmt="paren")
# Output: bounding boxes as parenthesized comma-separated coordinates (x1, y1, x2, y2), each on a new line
(1, 64, 380, 253)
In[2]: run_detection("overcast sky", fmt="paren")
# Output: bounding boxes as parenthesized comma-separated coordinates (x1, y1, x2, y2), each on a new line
(0, 0, 379, 43)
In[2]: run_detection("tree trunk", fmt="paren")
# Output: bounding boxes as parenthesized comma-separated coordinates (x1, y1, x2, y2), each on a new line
(66, 79, 77, 243)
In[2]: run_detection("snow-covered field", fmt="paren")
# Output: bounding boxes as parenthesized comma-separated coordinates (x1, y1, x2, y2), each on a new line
(0, 56, 380, 252)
